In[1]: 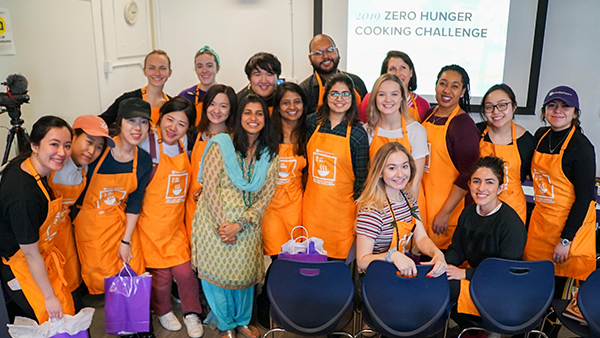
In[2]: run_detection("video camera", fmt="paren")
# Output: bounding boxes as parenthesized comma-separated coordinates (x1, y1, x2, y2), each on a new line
(0, 74, 30, 117)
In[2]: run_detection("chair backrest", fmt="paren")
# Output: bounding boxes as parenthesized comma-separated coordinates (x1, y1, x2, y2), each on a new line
(362, 260, 450, 337)
(470, 258, 555, 334)
(267, 259, 354, 335)
(577, 268, 600, 336)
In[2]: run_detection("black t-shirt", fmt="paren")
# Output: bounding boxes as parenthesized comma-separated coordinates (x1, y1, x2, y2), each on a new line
(445, 203, 527, 280)
(0, 158, 52, 259)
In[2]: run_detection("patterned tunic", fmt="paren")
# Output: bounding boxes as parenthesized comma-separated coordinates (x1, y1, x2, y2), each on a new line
(191, 144, 279, 289)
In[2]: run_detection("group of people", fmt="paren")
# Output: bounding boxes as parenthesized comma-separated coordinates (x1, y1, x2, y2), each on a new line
(0, 33, 596, 338)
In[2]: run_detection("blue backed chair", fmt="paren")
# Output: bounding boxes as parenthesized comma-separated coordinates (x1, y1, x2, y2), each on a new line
(358, 260, 450, 338)
(458, 258, 555, 338)
(556, 268, 600, 337)
(262, 259, 354, 338)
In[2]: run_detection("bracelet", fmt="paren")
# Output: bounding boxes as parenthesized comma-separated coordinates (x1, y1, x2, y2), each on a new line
(121, 239, 131, 245)
(385, 247, 398, 262)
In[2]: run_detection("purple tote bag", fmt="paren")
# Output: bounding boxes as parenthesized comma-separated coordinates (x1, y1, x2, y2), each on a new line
(104, 264, 152, 335)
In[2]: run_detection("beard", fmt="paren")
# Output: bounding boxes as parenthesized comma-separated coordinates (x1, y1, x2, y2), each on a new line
(312, 56, 340, 75)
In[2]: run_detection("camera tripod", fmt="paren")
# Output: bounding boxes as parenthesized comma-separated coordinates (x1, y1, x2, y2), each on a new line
(1, 106, 29, 165)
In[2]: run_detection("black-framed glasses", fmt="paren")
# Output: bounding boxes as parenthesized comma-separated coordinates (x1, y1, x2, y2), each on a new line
(483, 102, 511, 113)
(328, 91, 352, 100)
(309, 46, 337, 57)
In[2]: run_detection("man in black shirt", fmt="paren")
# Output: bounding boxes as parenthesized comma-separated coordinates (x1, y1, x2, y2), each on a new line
(299, 34, 368, 113)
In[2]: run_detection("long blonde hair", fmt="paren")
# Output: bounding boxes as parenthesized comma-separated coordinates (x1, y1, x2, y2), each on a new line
(356, 142, 416, 213)
(366, 74, 410, 135)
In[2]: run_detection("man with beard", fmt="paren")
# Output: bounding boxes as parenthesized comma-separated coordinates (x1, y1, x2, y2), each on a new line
(300, 34, 368, 114)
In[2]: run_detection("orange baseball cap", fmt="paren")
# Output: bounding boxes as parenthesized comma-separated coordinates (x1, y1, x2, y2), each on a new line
(72, 115, 115, 148)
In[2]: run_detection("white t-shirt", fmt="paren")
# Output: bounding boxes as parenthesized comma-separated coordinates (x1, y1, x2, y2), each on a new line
(139, 132, 189, 163)
(51, 157, 85, 185)
(364, 120, 429, 160)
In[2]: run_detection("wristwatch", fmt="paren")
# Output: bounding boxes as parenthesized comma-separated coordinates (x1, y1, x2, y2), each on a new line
(560, 238, 572, 246)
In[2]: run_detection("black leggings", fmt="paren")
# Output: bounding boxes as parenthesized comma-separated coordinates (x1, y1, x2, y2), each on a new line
(1, 262, 84, 323)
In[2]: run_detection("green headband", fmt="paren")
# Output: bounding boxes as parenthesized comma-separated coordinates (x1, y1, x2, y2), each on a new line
(197, 45, 220, 66)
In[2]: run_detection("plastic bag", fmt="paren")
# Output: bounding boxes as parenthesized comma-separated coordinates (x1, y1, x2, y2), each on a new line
(278, 226, 328, 262)
(7, 307, 94, 338)
(104, 263, 151, 335)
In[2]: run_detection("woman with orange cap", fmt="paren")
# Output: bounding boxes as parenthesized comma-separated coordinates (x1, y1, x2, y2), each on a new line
(48, 115, 113, 310)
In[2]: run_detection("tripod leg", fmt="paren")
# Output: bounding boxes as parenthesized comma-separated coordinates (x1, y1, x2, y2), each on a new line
(15, 126, 30, 155)
(2, 128, 16, 165)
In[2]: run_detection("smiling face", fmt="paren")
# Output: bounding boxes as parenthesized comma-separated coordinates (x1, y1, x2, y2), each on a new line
(143, 53, 172, 88)
(31, 127, 72, 176)
(206, 93, 231, 127)
(327, 82, 352, 116)
(382, 150, 411, 197)
(250, 67, 277, 98)
(386, 57, 413, 90)
(195, 53, 219, 89)
(376, 80, 402, 117)
(160, 111, 190, 145)
(469, 167, 503, 211)
(435, 70, 465, 111)
(119, 117, 150, 146)
(241, 102, 265, 138)
(71, 132, 105, 166)
(278, 90, 304, 123)
(484, 89, 515, 129)
(544, 99, 577, 132)
(308, 35, 340, 75)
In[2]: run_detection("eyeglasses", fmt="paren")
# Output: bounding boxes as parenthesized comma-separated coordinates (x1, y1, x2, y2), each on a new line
(328, 91, 352, 100)
(309, 46, 337, 57)
(483, 102, 511, 113)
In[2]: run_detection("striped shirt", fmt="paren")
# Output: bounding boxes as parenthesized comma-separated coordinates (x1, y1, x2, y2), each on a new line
(356, 194, 418, 254)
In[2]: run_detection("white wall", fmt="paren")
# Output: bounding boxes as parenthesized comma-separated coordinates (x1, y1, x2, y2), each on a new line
(0, 0, 599, 173)
(153, 0, 314, 95)
(0, 0, 100, 158)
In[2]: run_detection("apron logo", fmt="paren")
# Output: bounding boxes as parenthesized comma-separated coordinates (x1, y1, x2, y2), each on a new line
(398, 232, 413, 253)
(98, 188, 127, 208)
(424, 143, 432, 173)
(532, 169, 554, 203)
(278, 157, 297, 185)
(503, 164, 509, 186)
(165, 172, 188, 203)
(312, 151, 337, 186)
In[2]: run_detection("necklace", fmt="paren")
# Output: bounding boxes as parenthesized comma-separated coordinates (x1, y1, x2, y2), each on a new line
(238, 152, 255, 207)
(549, 131, 569, 154)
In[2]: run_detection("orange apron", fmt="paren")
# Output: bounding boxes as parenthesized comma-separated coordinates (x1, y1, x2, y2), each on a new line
(3, 158, 75, 323)
(370, 116, 428, 227)
(421, 106, 464, 249)
(369, 115, 411, 158)
(142, 86, 170, 126)
(262, 144, 307, 255)
(388, 196, 417, 254)
(184, 135, 208, 239)
(479, 123, 527, 223)
(138, 131, 191, 268)
(48, 169, 85, 292)
(457, 279, 480, 316)
(193, 84, 203, 126)
(315, 71, 362, 111)
(303, 124, 356, 259)
(72, 144, 145, 294)
(524, 126, 596, 280)
(407, 92, 421, 123)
